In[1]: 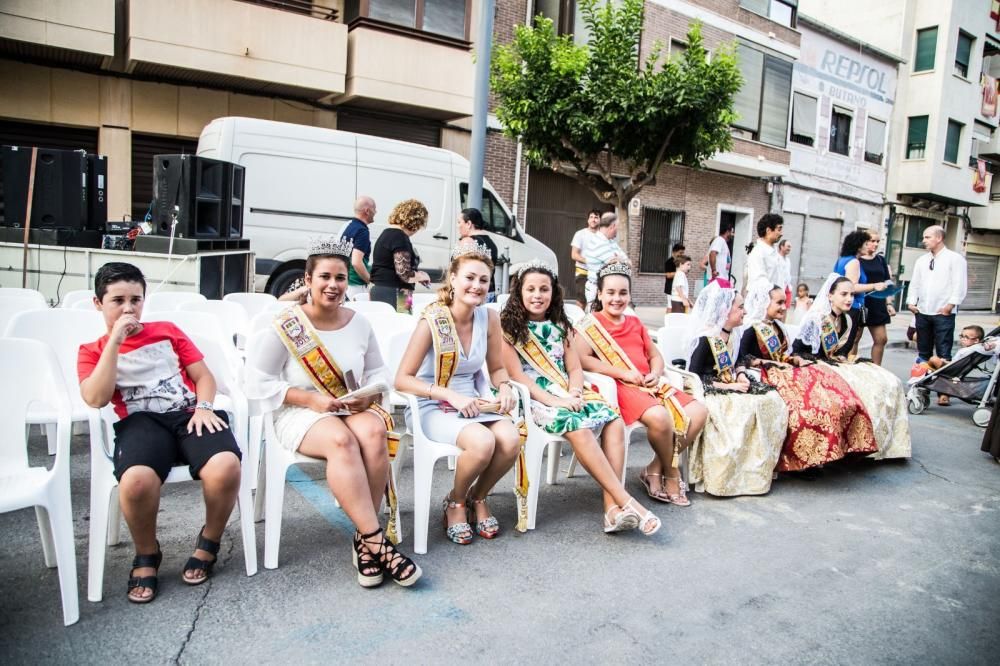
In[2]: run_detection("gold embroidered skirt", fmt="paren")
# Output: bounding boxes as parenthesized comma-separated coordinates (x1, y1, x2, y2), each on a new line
(689, 391, 788, 497)
(826, 362, 911, 460)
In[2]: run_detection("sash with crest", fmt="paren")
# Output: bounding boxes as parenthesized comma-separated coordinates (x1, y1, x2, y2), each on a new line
(422, 303, 530, 533)
(504, 326, 606, 405)
(752, 321, 788, 362)
(820, 314, 851, 357)
(707, 336, 737, 383)
(274, 305, 400, 543)
(575, 313, 691, 445)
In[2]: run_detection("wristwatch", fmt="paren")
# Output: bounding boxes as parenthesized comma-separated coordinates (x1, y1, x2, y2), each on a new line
(195, 400, 214, 411)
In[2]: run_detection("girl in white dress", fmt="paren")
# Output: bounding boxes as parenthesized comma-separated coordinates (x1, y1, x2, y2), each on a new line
(395, 247, 520, 545)
(246, 237, 421, 588)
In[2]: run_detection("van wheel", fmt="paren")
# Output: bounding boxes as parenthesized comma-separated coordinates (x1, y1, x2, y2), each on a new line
(267, 267, 304, 297)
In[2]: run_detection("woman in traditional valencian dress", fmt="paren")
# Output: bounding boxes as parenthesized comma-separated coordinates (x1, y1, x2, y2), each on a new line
(684, 283, 787, 496)
(792, 274, 911, 460)
(738, 282, 878, 472)
(500, 261, 659, 535)
(246, 237, 421, 588)
(574, 262, 707, 507)
(395, 246, 522, 545)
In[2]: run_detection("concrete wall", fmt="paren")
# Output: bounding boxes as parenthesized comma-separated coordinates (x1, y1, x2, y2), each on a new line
(0, 0, 115, 57)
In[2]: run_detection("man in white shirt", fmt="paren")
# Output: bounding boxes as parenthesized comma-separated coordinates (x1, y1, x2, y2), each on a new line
(708, 224, 734, 287)
(906, 225, 968, 362)
(778, 239, 793, 292)
(745, 213, 785, 292)
(570, 209, 602, 308)
(584, 212, 627, 304)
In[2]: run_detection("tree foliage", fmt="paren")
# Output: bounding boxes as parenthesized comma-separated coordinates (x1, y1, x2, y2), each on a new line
(491, 0, 742, 248)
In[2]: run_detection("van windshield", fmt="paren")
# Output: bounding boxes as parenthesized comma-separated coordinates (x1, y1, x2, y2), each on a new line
(459, 184, 514, 237)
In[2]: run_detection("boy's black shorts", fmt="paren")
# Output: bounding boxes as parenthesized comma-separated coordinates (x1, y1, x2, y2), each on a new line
(112, 409, 241, 483)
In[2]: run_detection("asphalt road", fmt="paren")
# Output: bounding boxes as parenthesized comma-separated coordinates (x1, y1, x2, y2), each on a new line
(2, 346, 998, 665)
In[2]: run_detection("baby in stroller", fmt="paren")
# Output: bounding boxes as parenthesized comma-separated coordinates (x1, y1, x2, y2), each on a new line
(907, 325, 999, 425)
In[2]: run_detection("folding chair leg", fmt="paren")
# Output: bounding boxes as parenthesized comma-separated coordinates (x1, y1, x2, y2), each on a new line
(545, 441, 562, 485)
(35, 506, 56, 568)
(46, 493, 80, 626)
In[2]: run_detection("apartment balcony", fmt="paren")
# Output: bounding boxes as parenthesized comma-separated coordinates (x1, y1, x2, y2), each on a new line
(895, 159, 991, 208)
(127, 0, 347, 100)
(969, 193, 1000, 231)
(335, 22, 473, 120)
(0, 0, 115, 68)
(703, 137, 791, 178)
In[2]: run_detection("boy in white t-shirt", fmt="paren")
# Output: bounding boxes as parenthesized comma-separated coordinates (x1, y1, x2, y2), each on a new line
(671, 255, 693, 312)
(78, 262, 241, 604)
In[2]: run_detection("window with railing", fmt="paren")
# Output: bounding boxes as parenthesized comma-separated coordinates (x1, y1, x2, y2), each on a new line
(829, 106, 852, 156)
(344, 0, 472, 41)
(906, 115, 928, 159)
(639, 208, 685, 274)
(864, 117, 886, 165)
(789, 92, 817, 146)
(733, 42, 793, 148)
(237, 0, 339, 20)
(955, 30, 974, 78)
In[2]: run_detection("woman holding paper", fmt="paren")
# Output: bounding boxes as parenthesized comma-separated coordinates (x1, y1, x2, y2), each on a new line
(857, 230, 896, 365)
(395, 245, 521, 545)
(246, 236, 422, 588)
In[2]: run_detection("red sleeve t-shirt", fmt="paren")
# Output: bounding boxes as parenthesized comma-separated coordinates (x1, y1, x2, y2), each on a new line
(594, 311, 653, 375)
(77, 321, 204, 419)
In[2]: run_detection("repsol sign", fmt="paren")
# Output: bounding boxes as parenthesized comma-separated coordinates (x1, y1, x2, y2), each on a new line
(820, 50, 890, 96)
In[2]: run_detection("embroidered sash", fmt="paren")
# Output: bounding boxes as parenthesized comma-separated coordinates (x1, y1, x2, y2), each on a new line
(575, 313, 691, 441)
(753, 321, 787, 362)
(274, 305, 400, 543)
(707, 335, 737, 383)
(424, 304, 529, 532)
(506, 327, 605, 404)
(820, 314, 852, 357)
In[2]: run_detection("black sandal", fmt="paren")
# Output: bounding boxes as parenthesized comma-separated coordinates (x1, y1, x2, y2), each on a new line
(127, 542, 162, 604)
(181, 527, 220, 586)
(352, 530, 384, 588)
(360, 527, 422, 587)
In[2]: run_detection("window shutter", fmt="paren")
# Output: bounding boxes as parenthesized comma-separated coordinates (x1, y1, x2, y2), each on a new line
(760, 55, 792, 147)
(944, 120, 963, 163)
(791, 92, 817, 139)
(956, 31, 973, 69)
(907, 116, 928, 146)
(733, 44, 764, 133)
(739, 0, 769, 14)
(914, 27, 938, 72)
(865, 117, 887, 162)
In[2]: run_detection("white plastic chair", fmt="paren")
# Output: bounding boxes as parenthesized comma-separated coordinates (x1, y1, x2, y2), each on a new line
(59, 289, 94, 309)
(0, 338, 78, 625)
(664, 312, 693, 330)
(563, 303, 585, 324)
(87, 334, 257, 601)
(485, 302, 502, 313)
(656, 324, 694, 368)
(782, 322, 800, 344)
(143, 290, 206, 312)
(178, 299, 249, 349)
(410, 292, 437, 316)
(224, 292, 278, 320)
(495, 293, 510, 309)
(142, 310, 242, 374)
(0, 297, 47, 334)
(344, 300, 396, 317)
(387, 330, 461, 554)
(71, 299, 98, 310)
(5, 309, 107, 456)
(0, 287, 47, 306)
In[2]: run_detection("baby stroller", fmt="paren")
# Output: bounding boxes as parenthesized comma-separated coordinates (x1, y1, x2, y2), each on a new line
(906, 326, 1000, 427)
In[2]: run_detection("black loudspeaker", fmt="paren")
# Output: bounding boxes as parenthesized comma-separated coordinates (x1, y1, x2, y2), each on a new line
(1, 145, 87, 230)
(153, 154, 231, 239)
(86, 154, 107, 231)
(226, 163, 245, 239)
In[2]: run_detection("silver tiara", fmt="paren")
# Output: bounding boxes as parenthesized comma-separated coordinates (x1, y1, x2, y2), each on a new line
(451, 241, 492, 261)
(598, 261, 631, 279)
(308, 235, 353, 258)
(514, 259, 555, 278)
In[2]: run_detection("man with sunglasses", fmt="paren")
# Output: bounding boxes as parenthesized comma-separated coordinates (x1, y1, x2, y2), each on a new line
(906, 225, 968, 367)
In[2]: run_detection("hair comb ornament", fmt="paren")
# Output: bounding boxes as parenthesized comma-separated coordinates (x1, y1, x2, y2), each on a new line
(597, 261, 632, 279)
(307, 236, 354, 259)
(513, 259, 555, 278)
(450, 241, 493, 261)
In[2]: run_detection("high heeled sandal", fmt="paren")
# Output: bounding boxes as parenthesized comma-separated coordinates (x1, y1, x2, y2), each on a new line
(467, 496, 500, 539)
(603, 505, 640, 534)
(638, 467, 672, 504)
(442, 495, 473, 545)
(352, 530, 383, 588)
(662, 474, 691, 507)
(360, 527, 422, 587)
(182, 526, 220, 586)
(127, 541, 162, 604)
(623, 498, 661, 536)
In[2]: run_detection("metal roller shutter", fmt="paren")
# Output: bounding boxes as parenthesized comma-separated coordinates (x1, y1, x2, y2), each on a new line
(964, 252, 998, 310)
(131, 134, 198, 223)
(336, 109, 441, 147)
(796, 216, 843, 294)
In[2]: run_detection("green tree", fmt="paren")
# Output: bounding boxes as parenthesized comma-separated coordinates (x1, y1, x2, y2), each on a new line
(491, 0, 742, 251)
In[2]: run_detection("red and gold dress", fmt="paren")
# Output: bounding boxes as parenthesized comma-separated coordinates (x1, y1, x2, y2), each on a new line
(738, 320, 878, 471)
(576, 311, 695, 427)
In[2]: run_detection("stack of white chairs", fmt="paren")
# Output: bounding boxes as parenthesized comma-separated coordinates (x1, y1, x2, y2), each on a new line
(143, 290, 206, 312)
(0, 338, 78, 625)
(88, 333, 257, 601)
(4, 309, 107, 456)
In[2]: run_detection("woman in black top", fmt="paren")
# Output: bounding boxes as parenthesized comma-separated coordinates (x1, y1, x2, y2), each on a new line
(457, 208, 499, 300)
(370, 199, 431, 313)
(856, 230, 895, 365)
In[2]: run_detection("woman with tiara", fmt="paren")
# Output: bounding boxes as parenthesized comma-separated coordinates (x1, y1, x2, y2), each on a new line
(500, 260, 658, 535)
(684, 282, 787, 496)
(574, 261, 706, 509)
(246, 236, 421, 588)
(394, 243, 522, 545)
(738, 281, 878, 473)
(791, 273, 911, 460)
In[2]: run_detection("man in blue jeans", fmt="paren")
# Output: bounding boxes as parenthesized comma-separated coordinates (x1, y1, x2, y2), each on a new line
(906, 225, 968, 375)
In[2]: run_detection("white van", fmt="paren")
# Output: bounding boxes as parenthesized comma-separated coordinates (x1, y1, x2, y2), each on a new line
(196, 117, 555, 295)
